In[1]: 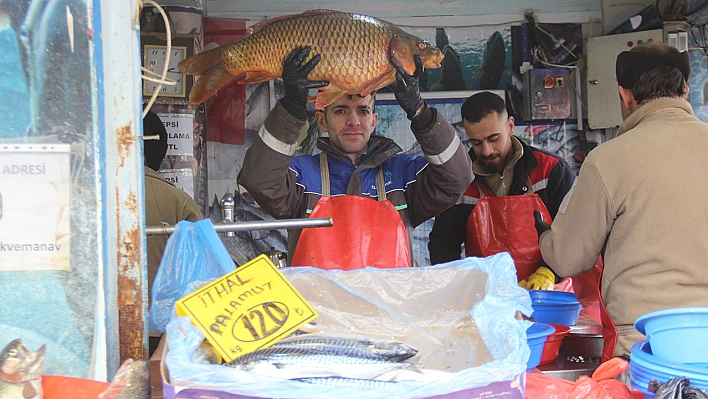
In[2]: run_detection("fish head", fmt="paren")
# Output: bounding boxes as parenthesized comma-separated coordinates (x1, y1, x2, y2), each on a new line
(368, 339, 419, 361)
(0, 339, 47, 382)
(390, 34, 443, 76)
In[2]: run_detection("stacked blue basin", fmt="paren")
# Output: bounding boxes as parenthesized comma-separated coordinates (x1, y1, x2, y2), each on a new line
(526, 322, 555, 369)
(630, 340, 708, 398)
(528, 290, 582, 326)
(630, 307, 708, 398)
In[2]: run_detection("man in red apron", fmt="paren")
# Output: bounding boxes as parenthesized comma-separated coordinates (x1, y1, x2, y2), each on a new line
(238, 46, 473, 270)
(428, 91, 575, 286)
(533, 42, 708, 360)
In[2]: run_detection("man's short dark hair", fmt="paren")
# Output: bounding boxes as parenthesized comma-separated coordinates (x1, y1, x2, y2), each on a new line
(630, 42, 687, 104)
(460, 91, 507, 124)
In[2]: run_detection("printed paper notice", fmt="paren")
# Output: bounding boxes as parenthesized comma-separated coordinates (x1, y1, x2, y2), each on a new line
(158, 168, 194, 198)
(159, 114, 193, 156)
(176, 255, 318, 362)
(0, 144, 71, 271)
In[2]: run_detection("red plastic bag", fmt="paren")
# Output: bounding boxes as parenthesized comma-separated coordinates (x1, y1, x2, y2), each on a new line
(526, 358, 633, 399)
(466, 194, 551, 281)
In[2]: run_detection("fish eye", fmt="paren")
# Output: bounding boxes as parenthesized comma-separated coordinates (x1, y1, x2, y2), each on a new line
(8, 349, 17, 356)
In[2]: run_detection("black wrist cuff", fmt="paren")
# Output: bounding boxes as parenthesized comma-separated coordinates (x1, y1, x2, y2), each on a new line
(280, 97, 307, 121)
(410, 105, 435, 132)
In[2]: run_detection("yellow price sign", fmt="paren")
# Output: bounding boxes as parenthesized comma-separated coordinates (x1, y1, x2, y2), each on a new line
(175, 255, 318, 362)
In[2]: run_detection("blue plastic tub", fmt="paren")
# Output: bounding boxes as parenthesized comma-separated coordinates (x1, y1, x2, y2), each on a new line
(630, 381, 655, 399)
(631, 361, 708, 391)
(526, 322, 555, 369)
(528, 290, 582, 326)
(630, 340, 708, 391)
(635, 307, 708, 367)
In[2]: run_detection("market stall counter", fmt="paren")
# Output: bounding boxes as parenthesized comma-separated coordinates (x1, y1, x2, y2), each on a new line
(154, 253, 533, 399)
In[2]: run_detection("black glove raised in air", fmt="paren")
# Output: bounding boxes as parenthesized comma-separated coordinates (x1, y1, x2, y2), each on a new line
(533, 210, 552, 239)
(281, 46, 329, 120)
(390, 54, 425, 119)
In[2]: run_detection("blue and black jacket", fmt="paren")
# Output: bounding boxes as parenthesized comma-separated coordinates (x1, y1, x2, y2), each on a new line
(238, 101, 474, 264)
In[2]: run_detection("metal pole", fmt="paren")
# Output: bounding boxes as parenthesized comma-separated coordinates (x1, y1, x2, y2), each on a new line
(145, 217, 333, 236)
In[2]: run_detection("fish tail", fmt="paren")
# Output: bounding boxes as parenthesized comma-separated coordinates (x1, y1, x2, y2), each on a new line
(178, 48, 235, 104)
(189, 66, 235, 104)
(178, 46, 222, 76)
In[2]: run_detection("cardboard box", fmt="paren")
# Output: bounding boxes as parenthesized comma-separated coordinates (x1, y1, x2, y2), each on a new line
(160, 346, 525, 399)
(159, 255, 530, 399)
(150, 337, 166, 399)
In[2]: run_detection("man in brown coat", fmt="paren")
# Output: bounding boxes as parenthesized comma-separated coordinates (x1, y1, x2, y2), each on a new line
(534, 42, 708, 357)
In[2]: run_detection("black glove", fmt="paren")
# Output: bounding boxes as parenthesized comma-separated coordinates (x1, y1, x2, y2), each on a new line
(533, 210, 552, 240)
(281, 46, 329, 120)
(390, 54, 425, 119)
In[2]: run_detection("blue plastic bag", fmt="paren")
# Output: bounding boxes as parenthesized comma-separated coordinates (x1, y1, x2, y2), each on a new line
(164, 253, 533, 398)
(148, 219, 236, 334)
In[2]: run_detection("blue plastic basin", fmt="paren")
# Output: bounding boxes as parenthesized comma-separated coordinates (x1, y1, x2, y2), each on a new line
(630, 340, 708, 392)
(631, 361, 708, 391)
(635, 307, 708, 367)
(528, 290, 582, 326)
(630, 381, 655, 399)
(526, 322, 555, 369)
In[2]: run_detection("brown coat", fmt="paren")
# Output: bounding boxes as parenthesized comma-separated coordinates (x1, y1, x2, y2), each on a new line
(539, 98, 708, 356)
(144, 167, 202, 304)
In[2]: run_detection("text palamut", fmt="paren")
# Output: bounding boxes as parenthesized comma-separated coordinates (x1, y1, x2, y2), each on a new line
(193, 275, 274, 336)
(0, 242, 63, 251)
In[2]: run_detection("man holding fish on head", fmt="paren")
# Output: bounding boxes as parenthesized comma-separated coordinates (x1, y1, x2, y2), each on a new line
(182, 10, 474, 270)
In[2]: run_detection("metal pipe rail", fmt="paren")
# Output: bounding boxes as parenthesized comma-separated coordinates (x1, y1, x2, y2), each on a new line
(145, 217, 333, 236)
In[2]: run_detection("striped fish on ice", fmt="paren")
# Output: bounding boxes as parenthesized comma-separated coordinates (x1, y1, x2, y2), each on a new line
(228, 354, 418, 380)
(294, 377, 399, 388)
(270, 333, 419, 361)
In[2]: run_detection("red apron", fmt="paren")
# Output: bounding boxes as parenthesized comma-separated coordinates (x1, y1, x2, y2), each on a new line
(290, 153, 410, 270)
(569, 256, 618, 362)
(465, 180, 552, 282)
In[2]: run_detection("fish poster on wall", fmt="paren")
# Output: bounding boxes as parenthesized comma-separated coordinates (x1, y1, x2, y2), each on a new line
(0, 0, 99, 378)
(389, 25, 524, 119)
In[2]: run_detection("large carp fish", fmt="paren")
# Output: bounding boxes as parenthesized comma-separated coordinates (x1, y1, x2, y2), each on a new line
(178, 9, 444, 108)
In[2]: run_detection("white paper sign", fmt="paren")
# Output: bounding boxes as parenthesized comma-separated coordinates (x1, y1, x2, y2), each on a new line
(158, 168, 194, 199)
(0, 144, 71, 271)
(159, 114, 193, 156)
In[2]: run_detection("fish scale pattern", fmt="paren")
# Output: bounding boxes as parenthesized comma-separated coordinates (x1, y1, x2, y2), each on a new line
(221, 12, 402, 92)
(181, 10, 442, 106)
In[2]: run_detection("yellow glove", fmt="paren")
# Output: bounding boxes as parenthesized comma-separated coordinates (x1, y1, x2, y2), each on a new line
(519, 266, 556, 290)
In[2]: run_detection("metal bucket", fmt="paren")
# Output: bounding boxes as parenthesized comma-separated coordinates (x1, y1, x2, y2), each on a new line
(561, 332, 603, 359)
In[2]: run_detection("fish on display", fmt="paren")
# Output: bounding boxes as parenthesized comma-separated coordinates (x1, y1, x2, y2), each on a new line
(294, 377, 399, 388)
(229, 353, 418, 381)
(0, 339, 46, 399)
(226, 333, 418, 366)
(178, 9, 444, 109)
(269, 333, 419, 362)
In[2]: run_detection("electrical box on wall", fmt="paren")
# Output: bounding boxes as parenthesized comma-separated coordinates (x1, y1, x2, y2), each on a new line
(586, 29, 663, 129)
(663, 21, 690, 52)
(523, 68, 572, 120)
